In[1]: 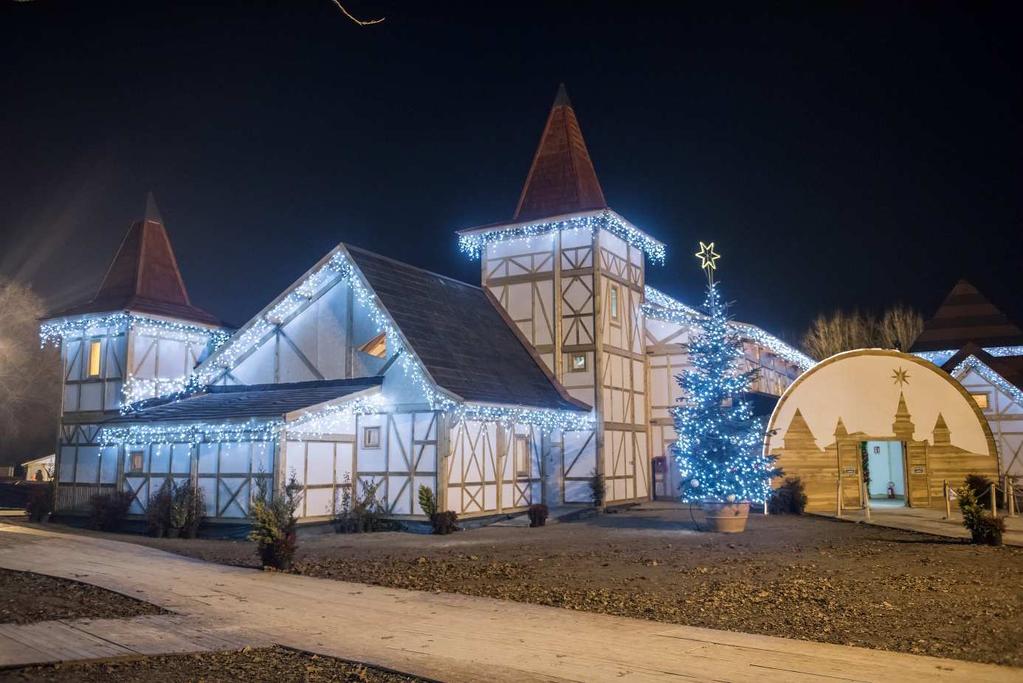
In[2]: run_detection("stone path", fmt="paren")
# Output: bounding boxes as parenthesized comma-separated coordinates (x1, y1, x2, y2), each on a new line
(0, 523, 1020, 682)
(816, 506, 1023, 546)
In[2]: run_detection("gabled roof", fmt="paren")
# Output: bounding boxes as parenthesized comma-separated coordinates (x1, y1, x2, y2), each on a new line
(107, 377, 383, 423)
(910, 279, 1023, 353)
(513, 84, 607, 222)
(346, 246, 588, 412)
(49, 196, 220, 327)
(941, 343, 1023, 394)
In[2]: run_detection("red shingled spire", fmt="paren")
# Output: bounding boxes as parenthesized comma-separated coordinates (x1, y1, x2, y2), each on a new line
(513, 84, 608, 221)
(52, 194, 220, 326)
(910, 279, 1023, 352)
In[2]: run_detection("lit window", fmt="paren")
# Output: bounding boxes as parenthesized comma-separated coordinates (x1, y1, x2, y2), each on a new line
(359, 332, 387, 359)
(609, 285, 620, 321)
(971, 393, 989, 410)
(129, 450, 144, 473)
(87, 340, 102, 377)
(572, 354, 587, 371)
(514, 435, 530, 477)
(363, 426, 381, 449)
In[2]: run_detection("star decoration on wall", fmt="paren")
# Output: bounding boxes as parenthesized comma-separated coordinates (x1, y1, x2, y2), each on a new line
(695, 241, 720, 283)
(891, 367, 911, 387)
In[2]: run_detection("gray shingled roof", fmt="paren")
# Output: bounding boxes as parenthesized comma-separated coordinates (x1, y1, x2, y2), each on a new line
(107, 377, 383, 423)
(347, 246, 587, 412)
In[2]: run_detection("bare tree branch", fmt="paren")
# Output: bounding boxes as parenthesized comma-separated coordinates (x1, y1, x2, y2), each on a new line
(330, 0, 384, 25)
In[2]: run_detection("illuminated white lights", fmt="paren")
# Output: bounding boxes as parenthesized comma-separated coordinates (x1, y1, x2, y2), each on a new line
(100, 418, 281, 448)
(458, 211, 666, 265)
(916, 346, 1023, 367)
(39, 312, 227, 350)
(950, 355, 1023, 406)
(643, 286, 815, 370)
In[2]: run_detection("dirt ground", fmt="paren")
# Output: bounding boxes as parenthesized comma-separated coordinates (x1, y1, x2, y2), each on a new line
(23, 508, 1023, 667)
(0, 646, 426, 682)
(0, 567, 165, 625)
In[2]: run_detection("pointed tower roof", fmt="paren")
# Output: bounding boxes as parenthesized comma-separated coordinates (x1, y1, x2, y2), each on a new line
(932, 412, 951, 445)
(782, 408, 820, 450)
(834, 417, 848, 438)
(910, 279, 1023, 352)
(50, 196, 220, 326)
(513, 84, 608, 222)
(891, 391, 915, 439)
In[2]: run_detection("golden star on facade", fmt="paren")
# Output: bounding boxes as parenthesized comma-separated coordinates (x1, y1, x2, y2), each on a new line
(891, 367, 910, 387)
(695, 241, 721, 272)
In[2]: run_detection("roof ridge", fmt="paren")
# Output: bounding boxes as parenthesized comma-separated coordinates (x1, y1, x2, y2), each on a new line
(343, 243, 482, 291)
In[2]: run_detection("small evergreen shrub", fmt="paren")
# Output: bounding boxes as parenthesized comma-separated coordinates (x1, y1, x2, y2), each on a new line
(249, 474, 303, 570)
(958, 484, 1005, 546)
(768, 477, 807, 515)
(88, 491, 133, 531)
(417, 484, 438, 516)
(146, 479, 176, 537)
(335, 474, 391, 533)
(589, 469, 606, 510)
(963, 473, 1002, 510)
(430, 510, 459, 535)
(528, 503, 549, 527)
(418, 484, 457, 534)
(175, 483, 206, 539)
(25, 484, 53, 522)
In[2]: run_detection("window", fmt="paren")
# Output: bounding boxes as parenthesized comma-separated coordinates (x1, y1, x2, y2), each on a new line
(571, 353, 587, 372)
(359, 332, 387, 359)
(971, 393, 990, 410)
(514, 435, 530, 477)
(87, 339, 102, 377)
(363, 426, 381, 449)
(609, 285, 620, 321)
(129, 450, 144, 473)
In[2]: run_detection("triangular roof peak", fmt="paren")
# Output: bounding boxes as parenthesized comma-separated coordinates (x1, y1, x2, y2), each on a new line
(49, 196, 220, 326)
(910, 279, 1023, 352)
(513, 84, 607, 222)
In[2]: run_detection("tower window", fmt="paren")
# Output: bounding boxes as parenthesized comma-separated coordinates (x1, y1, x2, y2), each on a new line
(363, 426, 381, 449)
(971, 393, 989, 410)
(87, 340, 102, 377)
(609, 285, 620, 321)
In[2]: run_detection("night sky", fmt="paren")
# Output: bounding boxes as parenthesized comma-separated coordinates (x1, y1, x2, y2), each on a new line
(2, 1, 1020, 341)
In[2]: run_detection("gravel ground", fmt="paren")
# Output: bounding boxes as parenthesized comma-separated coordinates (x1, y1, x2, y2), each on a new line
(26, 509, 1023, 667)
(0, 646, 426, 682)
(0, 567, 165, 624)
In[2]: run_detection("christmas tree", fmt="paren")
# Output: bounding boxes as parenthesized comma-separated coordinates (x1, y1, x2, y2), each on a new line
(673, 245, 779, 503)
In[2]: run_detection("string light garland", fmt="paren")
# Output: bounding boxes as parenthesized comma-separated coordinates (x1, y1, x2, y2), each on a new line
(916, 345, 1023, 367)
(182, 248, 592, 433)
(643, 286, 815, 370)
(40, 312, 228, 350)
(100, 418, 282, 448)
(949, 355, 1023, 406)
(458, 210, 666, 265)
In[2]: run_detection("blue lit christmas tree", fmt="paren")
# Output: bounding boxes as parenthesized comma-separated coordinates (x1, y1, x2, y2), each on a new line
(673, 243, 779, 503)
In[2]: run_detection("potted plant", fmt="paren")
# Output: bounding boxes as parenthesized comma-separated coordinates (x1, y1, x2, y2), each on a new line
(671, 262, 779, 533)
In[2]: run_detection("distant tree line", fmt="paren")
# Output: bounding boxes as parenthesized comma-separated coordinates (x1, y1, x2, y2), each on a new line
(802, 304, 924, 361)
(0, 278, 60, 465)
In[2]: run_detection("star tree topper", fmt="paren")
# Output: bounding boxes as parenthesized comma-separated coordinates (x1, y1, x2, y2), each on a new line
(695, 241, 721, 284)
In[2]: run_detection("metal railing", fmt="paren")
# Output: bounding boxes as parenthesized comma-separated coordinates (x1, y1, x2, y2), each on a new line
(942, 475, 1019, 519)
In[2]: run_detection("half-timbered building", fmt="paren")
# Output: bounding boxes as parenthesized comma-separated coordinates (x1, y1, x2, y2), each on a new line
(911, 280, 1023, 479)
(43, 87, 811, 528)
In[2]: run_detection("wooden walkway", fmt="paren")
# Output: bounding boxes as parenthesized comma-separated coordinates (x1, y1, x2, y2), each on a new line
(815, 506, 1023, 546)
(0, 614, 270, 668)
(0, 523, 1019, 682)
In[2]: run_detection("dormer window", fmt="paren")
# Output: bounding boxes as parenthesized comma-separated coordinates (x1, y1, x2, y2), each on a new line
(359, 332, 387, 359)
(87, 340, 102, 377)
